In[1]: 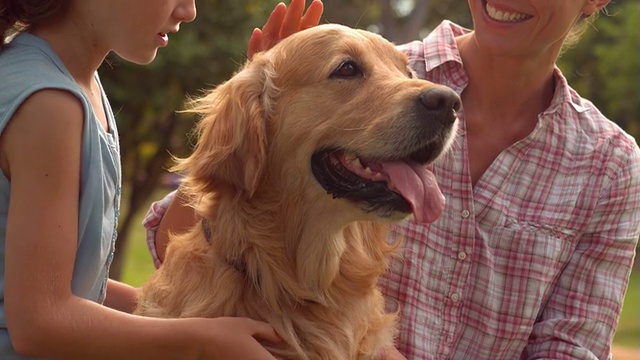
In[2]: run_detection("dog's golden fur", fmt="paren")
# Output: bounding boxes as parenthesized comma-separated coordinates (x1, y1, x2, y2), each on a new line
(135, 24, 458, 359)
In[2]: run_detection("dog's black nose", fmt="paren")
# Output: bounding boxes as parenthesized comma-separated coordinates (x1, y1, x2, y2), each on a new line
(419, 87, 461, 124)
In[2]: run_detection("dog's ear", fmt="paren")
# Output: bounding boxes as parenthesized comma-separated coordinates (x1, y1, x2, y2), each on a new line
(175, 56, 271, 198)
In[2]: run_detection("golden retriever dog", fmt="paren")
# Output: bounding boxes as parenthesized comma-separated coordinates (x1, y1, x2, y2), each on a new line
(135, 24, 460, 360)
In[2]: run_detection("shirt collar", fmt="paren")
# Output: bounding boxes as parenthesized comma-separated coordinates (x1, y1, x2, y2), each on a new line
(421, 21, 588, 116)
(422, 20, 467, 72)
(547, 67, 590, 114)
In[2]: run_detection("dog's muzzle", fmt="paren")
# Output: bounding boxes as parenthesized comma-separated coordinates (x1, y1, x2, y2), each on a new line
(311, 86, 460, 223)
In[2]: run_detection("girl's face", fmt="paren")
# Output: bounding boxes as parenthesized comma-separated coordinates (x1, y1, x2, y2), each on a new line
(89, 0, 196, 64)
(467, 0, 608, 58)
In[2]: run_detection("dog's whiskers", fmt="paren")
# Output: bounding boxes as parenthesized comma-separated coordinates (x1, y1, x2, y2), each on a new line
(328, 124, 370, 132)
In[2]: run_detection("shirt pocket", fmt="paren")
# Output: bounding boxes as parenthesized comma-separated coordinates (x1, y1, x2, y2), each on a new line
(468, 222, 576, 351)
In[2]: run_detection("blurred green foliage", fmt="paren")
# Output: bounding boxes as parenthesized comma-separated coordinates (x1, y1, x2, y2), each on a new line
(558, 0, 639, 138)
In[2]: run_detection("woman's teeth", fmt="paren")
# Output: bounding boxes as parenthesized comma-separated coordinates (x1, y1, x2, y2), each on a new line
(486, 3, 530, 22)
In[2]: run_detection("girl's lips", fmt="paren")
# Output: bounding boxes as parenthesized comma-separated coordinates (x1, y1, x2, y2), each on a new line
(157, 33, 169, 47)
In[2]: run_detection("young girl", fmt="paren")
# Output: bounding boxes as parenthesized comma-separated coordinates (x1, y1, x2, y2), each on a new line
(0, 0, 321, 358)
(148, 0, 640, 359)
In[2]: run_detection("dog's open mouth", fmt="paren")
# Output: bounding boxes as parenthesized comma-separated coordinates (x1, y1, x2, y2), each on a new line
(311, 148, 445, 223)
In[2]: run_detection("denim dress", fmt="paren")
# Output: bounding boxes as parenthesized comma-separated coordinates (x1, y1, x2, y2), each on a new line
(0, 33, 121, 359)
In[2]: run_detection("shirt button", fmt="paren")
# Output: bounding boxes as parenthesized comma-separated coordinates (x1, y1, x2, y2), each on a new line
(445, 335, 454, 343)
(457, 251, 467, 261)
(461, 209, 470, 218)
(451, 293, 460, 302)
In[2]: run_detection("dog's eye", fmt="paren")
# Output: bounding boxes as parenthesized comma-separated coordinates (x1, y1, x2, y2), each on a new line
(331, 61, 362, 79)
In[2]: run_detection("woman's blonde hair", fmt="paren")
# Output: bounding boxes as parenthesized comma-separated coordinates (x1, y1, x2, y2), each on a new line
(563, 8, 606, 52)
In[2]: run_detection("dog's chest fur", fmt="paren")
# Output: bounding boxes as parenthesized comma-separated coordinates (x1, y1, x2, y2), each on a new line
(135, 198, 396, 360)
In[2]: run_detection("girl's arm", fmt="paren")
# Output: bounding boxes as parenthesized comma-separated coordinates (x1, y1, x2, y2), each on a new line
(104, 279, 138, 313)
(3, 89, 279, 360)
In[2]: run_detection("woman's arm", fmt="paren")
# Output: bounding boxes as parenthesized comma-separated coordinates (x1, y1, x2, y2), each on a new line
(155, 189, 198, 263)
(522, 142, 640, 359)
(247, 0, 323, 58)
(3, 90, 280, 360)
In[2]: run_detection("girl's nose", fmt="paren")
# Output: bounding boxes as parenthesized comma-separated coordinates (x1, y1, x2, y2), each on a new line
(175, 0, 197, 23)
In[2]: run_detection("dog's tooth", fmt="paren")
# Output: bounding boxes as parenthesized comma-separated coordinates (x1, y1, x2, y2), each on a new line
(353, 157, 363, 169)
(364, 167, 373, 174)
(345, 152, 357, 162)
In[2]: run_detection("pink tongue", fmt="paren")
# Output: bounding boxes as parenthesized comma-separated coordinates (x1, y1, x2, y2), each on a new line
(381, 161, 445, 223)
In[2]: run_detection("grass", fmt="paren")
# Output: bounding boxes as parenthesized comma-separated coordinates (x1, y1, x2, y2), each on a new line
(614, 268, 639, 349)
(121, 198, 639, 351)
(120, 195, 159, 287)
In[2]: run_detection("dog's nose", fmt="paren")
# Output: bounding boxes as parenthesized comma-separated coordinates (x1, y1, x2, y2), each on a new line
(419, 87, 461, 124)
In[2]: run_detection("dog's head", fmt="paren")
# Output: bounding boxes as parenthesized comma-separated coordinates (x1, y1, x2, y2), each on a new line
(177, 24, 459, 225)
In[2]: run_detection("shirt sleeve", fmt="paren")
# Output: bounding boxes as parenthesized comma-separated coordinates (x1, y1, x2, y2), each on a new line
(142, 190, 177, 269)
(522, 141, 640, 359)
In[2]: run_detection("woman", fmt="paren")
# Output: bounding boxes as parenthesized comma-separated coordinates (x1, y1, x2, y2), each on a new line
(147, 0, 640, 359)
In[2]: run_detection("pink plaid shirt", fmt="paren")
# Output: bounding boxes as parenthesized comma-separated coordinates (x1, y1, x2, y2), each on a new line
(143, 21, 640, 360)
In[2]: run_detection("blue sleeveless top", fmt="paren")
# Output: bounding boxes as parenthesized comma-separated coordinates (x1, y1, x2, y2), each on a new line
(0, 33, 122, 358)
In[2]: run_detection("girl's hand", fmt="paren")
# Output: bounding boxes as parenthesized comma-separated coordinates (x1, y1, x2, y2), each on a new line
(375, 346, 408, 360)
(197, 317, 283, 359)
(248, 0, 324, 58)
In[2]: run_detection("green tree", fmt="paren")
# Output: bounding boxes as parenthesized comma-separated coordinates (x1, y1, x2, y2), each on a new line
(101, 0, 279, 279)
(558, 0, 639, 137)
(321, 0, 471, 41)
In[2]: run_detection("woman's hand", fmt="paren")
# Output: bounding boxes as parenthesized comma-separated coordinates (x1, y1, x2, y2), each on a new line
(248, 0, 324, 58)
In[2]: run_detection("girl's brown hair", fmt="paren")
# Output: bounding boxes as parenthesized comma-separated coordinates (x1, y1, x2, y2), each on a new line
(0, 0, 71, 50)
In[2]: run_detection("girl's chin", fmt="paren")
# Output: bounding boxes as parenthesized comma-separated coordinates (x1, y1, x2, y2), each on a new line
(116, 50, 159, 65)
